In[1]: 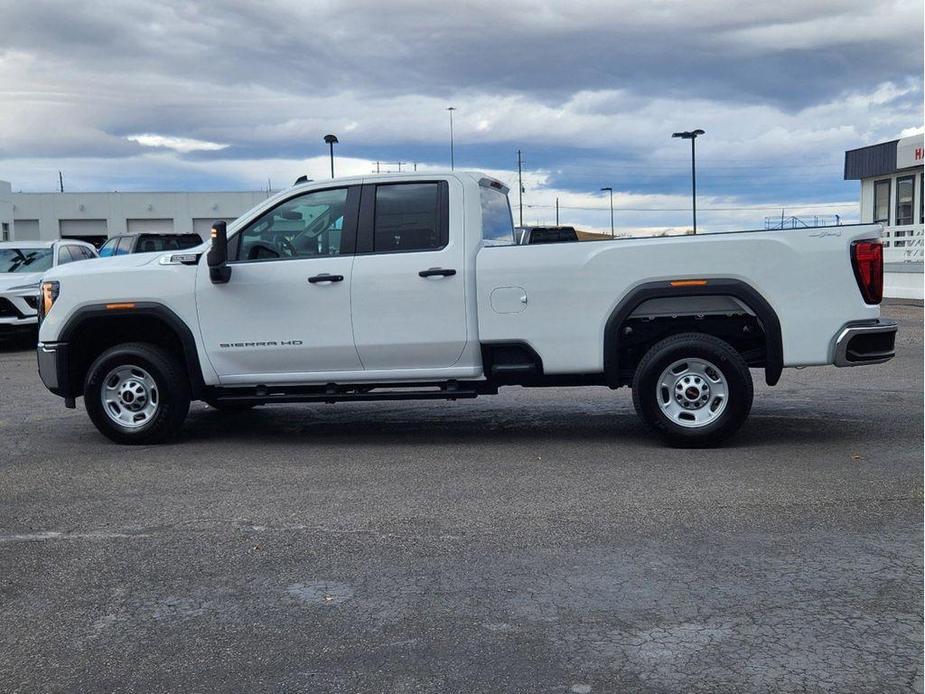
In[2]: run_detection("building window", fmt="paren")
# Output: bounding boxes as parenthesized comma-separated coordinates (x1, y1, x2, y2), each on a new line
(873, 179, 890, 224)
(895, 175, 914, 226)
(1, 222, 8, 241)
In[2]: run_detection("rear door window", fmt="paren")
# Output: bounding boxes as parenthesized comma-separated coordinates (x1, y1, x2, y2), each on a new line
(373, 183, 445, 253)
(57, 246, 75, 265)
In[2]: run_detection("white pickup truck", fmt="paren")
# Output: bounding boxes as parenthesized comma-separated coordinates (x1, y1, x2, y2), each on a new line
(36, 172, 896, 446)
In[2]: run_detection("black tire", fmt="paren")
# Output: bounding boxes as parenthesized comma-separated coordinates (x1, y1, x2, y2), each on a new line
(84, 342, 190, 445)
(631, 332, 753, 447)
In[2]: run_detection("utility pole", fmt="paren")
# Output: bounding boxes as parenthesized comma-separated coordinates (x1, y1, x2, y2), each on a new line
(600, 187, 614, 238)
(58, 171, 64, 193)
(555, 197, 559, 226)
(375, 161, 381, 174)
(447, 107, 456, 170)
(517, 149, 524, 227)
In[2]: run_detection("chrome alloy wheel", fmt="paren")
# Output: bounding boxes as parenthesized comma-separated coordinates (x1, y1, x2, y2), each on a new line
(656, 358, 728, 428)
(101, 365, 160, 429)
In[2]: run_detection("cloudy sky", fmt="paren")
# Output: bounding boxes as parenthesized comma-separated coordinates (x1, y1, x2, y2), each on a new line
(0, 0, 922, 233)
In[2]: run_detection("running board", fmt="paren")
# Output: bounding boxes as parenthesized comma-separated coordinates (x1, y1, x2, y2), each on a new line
(208, 380, 495, 405)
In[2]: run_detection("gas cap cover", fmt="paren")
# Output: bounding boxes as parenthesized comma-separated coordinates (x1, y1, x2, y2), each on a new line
(490, 286, 528, 314)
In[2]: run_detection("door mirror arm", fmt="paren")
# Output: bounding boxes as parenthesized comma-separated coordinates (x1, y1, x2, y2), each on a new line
(207, 221, 232, 284)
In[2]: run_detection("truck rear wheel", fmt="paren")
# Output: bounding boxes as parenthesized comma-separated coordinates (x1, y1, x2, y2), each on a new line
(84, 342, 190, 445)
(632, 332, 753, 447)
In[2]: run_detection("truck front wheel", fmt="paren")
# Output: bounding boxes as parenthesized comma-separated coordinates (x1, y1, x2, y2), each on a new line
(632, 333, 753, 447)
(84, 342, 191, 445)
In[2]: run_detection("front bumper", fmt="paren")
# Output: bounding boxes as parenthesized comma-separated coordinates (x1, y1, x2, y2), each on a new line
(37, 341, 72, 397)
(0, 294, 39, 328)
(0, 318, 37, 334)
(832, 319, 898, 367)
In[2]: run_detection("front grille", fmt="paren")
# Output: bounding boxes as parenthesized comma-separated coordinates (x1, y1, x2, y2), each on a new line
(0, 298, 22, 318)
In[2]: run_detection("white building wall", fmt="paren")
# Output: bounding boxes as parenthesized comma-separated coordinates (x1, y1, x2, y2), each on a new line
(10, 189, 270, 242)
(859, 173, 923, 260)
(858, 168, 924, 300)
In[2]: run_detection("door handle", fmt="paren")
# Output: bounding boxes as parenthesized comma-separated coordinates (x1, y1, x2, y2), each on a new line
(308, 274, 344, 283)
(418, 268, 456, 278)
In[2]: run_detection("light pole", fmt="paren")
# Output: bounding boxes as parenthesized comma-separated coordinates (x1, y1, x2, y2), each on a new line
(672, 129, 705, 234)
(600, 187, 614, 238)
(447, 107, 456, 170)
(324, 134, 338, 179)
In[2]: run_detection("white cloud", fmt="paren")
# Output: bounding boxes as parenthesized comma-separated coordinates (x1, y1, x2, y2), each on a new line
(126, 134, 229, 153)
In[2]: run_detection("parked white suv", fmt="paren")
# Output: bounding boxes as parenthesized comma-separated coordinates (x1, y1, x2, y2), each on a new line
(0, 240, 97, 339)
(36, 173, 896, 446)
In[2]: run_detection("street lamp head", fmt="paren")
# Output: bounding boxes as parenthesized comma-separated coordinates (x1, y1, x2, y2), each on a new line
(324, 134, 339, 144)
(447, 106, 456, 111)
(672, 129, 705, 139)
(600, 186, 612, 192)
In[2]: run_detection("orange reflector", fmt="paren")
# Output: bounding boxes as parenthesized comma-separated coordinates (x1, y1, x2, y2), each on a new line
(670, 279, 708, 287)
(105, 303, 136, 310)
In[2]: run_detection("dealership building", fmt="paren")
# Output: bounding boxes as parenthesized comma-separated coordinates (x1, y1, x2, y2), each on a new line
(0, 180, 268, 246)
(844, 133, 924, 299)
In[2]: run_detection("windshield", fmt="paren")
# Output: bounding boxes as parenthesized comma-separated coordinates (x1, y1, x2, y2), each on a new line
(98, 238, 118, 257)
(0, 248, 54, 273)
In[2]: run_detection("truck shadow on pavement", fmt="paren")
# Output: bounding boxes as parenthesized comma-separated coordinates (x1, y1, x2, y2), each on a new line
(0, 336, 36, 353)
(174, 403, 882, 450)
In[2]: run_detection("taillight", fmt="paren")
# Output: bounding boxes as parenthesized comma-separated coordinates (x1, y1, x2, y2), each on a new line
(851, 240, 883, 304)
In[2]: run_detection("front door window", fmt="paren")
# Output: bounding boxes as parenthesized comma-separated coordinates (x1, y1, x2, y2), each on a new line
(236, 188, 349, 261)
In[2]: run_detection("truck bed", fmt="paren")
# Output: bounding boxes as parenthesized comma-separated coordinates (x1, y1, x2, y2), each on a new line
(476, 224, 882, 375)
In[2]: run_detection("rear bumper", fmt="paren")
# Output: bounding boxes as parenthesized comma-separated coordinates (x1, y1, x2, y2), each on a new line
(832, 319, 898, 367)
(37, 341, 72, 397)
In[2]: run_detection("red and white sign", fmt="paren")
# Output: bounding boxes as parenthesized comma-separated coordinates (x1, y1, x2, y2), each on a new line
(897, 134, 924, 169)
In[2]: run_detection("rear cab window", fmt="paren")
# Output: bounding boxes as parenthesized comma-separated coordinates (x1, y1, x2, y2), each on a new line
(480, 185, 515, 246)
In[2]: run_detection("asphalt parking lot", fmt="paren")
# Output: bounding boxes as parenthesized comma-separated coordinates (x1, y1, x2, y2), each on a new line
(1, 303, 922, 693)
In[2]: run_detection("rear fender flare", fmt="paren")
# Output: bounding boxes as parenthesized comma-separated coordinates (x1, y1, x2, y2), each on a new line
(603, 279, 783, 386)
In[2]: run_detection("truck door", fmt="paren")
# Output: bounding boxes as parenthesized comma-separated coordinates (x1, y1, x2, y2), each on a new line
(196, 185, 363, 381)
(350, 180, 468, 370)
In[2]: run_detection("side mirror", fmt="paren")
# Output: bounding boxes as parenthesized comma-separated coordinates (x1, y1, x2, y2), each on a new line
(207, 221, 232, 284)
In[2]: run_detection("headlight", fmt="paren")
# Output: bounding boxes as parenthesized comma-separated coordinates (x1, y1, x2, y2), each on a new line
(39, 281, 59, 319)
